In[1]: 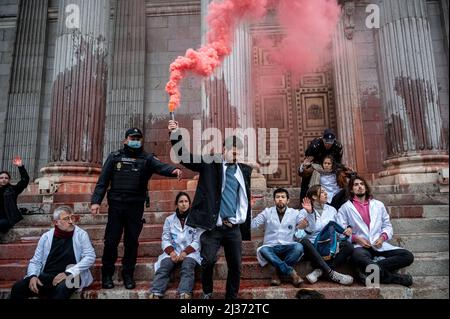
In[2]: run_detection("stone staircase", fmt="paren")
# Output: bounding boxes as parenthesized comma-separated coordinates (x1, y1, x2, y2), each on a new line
(0, 183, 448, 299)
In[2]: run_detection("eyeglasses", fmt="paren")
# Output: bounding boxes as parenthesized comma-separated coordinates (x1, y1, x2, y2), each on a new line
(60, 215, 75, 222)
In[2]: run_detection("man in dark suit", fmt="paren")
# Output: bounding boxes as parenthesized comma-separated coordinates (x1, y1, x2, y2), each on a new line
(168, 120, 252, 299)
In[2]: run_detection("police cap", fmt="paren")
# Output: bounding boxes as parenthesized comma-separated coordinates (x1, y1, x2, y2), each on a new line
(125, 128, 143, 138)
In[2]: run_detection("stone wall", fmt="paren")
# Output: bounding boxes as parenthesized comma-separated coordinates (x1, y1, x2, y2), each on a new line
(144, 9, 202, 169)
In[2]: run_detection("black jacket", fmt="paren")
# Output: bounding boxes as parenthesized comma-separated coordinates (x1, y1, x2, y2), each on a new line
(91, 148, 177, 204)
(0, 166, 30, 226)
(305, 137, 343, 164)
(170, 132, 253, 241)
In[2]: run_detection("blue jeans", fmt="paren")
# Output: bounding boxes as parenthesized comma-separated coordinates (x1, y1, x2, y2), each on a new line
(259, 243, 304, 276)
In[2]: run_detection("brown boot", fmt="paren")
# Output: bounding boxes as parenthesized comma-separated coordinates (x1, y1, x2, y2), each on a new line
(270, 270, 281, 286)
(290, 270, 304, 287)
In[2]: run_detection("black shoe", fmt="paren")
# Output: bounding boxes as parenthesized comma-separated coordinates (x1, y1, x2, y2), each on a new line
(102, 275, 114, 289)
(123, 275, 136, 290)
(391, 273, 413, 287)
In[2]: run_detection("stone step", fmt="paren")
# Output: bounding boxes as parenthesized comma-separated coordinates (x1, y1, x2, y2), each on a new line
(389, 233, 449, 253)
(386, 205, 449, 219)
(374, 193, 449, 206)
(10, 217, 448, 243)
(0, 239, 265, 260)
(405, 252, 449, 277)
(12, 224, 165, 241)
(0, 252, 446, 282)
(1, 229, 446, 261)
(369, 184, 442, 194)
(422, 205, 449, 218)
(391, 217, 449, 234)
(16, 206, 446, 228)
(0, 276, 447, 299)
(15, 212, 174, 227)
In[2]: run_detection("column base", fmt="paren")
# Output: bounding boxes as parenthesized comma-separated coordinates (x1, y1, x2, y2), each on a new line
(34, 163, 102, 205)
(374, 154, 448, 186)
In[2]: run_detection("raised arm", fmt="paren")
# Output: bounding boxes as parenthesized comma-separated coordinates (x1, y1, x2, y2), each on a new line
(168, 120, 202, 172)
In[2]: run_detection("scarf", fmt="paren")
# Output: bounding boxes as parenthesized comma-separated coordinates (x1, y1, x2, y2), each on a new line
(176, 208, 190, 228)
(54, 225, 74, 239)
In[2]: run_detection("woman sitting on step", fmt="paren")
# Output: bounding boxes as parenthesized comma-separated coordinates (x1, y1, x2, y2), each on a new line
(0, 156, 29, 243)
(297, 185, 354, 285)
(148, 192, 203, 299)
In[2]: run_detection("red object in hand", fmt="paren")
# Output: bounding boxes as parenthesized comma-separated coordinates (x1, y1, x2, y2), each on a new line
(13, 155, 22, 166)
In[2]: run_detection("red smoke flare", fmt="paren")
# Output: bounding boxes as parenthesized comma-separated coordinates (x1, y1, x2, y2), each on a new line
(166, 0, 268, 111)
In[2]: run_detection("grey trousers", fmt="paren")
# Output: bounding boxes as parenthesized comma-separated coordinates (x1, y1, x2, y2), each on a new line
(151, 256, 197, 295)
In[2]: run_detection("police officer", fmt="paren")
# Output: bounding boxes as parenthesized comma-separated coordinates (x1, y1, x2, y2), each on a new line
(91, 128, 182, 290)
(298, 128, 343, 203)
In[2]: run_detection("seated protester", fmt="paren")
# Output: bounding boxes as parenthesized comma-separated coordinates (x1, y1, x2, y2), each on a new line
(299, 155, 346, 205)
(251, 188, 304, 287)
(298, 185, 354, 285)
(0, 156, 30, 239)
(148, 192, 202, 299)
(336, 175, 414, 287)
(10, 206, 96, 299)
(298, 128, 343, 203)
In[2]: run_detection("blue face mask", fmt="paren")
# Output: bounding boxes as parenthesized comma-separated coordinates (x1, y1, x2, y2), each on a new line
(127, 140, 142, 149)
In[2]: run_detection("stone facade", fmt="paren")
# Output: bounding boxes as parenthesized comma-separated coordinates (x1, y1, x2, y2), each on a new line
(0, 0, 447, 187)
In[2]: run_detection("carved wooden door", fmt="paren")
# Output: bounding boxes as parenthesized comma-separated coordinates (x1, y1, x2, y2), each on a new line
(252, 33, 337, 187)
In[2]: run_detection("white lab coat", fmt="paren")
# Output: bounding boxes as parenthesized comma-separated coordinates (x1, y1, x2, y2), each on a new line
(154, 213, 203, 271)
(216, 162, 248, 227)
(251, 207, 305, 266)
(336, 199, 400, 251)
(300, 204, 338, 243)
(26, 226, 96, 291)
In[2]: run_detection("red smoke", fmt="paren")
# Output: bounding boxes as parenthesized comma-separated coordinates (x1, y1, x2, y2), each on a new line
(166, 0, 268, 111)
(166, 0, 340, 111)
(269, 0, 341, 75)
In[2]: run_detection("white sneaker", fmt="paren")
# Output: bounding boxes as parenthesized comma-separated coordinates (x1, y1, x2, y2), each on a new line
(329, 270, 353, 285)
(306, 268, 323, 284)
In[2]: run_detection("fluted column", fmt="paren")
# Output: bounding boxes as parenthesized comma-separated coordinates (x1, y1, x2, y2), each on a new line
(104, 0, 146, 157)
(376, 0, 448, 184)
(2, 0, 48, 180)
(332, 0, 366, 172)
(200, 0, 254, 152)
(197, 0, 265, 189)
(42, 0, 110, 180)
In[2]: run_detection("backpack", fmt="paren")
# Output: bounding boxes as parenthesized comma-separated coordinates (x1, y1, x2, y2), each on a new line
(313, 221, 348, 261)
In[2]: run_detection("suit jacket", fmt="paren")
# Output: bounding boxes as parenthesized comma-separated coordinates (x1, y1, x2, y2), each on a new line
(170, 131, 253, 240)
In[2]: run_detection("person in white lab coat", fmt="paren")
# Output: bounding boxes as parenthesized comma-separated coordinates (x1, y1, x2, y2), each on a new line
(298, 185, 354, 285)
(10, 206, 95, 299)
(148, 192, 202, 299)
(251, 188, 304, 287)
(336, 176, 414, 287)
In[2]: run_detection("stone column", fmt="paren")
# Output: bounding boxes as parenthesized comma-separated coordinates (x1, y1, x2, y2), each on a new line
(2, 0, 48, 180)
(376, 0, 448, 184)
(440, 0, 449, 56)
(331, 0, 367, 172)
(104, 0, 146, 158)
(200, 0, 265, 188)
(41, 0, 110, 186)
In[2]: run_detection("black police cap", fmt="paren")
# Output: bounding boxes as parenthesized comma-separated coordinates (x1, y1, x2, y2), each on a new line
(322, 128, 336, 144)
(125, 128, 143, 138)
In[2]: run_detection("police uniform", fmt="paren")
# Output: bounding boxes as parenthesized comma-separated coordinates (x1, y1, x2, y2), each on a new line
(299, 129, 343, 202)
(91, 128, 178, 288)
